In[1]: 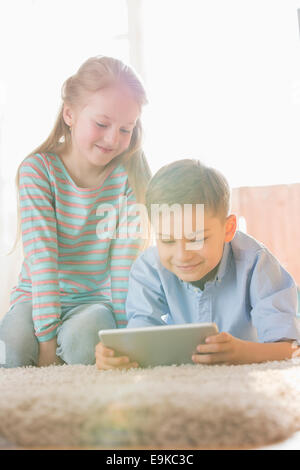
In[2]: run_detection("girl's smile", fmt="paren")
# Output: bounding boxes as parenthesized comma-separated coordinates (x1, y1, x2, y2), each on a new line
(95, 145, 115, 154)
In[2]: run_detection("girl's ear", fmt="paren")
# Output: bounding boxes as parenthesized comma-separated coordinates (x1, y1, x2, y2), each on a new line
(224, 214, 237, 243)
(62, 104, 73, 127)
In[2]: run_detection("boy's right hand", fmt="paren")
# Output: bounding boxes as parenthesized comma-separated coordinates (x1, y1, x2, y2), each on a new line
(95, 342, 139, 370)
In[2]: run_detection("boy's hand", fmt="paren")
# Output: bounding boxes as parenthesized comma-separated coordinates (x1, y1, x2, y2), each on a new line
(193, 332, 245, 365)
(95, 342, 139, 370)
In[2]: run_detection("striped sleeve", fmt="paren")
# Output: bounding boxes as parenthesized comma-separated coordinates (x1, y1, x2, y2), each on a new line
(109, 184, 144, 327)
(19, 154, 61, 342)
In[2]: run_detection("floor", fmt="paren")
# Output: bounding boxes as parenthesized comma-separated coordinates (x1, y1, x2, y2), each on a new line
(1, 432, 300, 450)
(258, 431, 300, 450)
(1, 289, 299, 451)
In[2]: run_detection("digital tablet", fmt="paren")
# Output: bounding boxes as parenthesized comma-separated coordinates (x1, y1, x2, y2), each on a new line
(98, 322, 219, 368)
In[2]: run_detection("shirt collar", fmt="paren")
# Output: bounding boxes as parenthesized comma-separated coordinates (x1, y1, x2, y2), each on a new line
(215, 241, 232, 283)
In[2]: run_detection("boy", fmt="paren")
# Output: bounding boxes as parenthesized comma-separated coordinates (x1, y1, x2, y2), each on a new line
(96, 159, 300, 369)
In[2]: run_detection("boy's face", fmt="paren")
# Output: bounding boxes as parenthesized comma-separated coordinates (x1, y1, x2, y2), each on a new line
(155, 208, 236, 283)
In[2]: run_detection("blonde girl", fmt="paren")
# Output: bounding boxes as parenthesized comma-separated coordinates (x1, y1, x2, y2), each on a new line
(0, 55, 151, 368)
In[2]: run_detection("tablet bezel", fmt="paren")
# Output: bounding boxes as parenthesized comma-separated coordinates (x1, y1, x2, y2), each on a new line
(98, 322, 219, 368)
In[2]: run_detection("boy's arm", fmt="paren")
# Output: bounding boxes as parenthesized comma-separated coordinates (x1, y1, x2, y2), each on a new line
(194, 331, 298, 364)
(195, 249, 300, 365)
(96, 248, 169, 370)
(126, 250, 170, 328)
(236, 338, 297, 363)
(249, 249, 300, 344)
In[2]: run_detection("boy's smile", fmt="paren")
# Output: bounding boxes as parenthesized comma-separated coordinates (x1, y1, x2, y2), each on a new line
(156, 208, 236, 283)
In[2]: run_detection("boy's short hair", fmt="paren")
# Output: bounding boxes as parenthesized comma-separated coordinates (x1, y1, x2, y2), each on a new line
(145, 159, 231, 220)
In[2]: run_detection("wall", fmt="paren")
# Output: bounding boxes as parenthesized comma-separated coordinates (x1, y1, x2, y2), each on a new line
(231, 183, 300, 286)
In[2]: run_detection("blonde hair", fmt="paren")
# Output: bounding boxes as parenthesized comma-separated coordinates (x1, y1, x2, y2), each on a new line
(11, 55, 151, 253)
(145, 159, 231, 220)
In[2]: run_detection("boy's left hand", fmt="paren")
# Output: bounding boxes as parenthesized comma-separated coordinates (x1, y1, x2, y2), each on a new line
(193, 332, 245, 365)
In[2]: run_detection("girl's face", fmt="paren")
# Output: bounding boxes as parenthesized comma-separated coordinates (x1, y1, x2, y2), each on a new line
(64, 85, 140, 168)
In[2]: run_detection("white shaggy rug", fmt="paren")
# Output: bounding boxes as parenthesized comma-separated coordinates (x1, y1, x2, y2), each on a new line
(1, 359, 300, 449)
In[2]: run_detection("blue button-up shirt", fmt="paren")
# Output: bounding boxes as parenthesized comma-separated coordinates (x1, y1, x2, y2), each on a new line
(126, 231, 300, 343)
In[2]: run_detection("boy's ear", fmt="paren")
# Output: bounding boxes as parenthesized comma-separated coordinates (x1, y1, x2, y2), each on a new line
(224, 214, 237, 243)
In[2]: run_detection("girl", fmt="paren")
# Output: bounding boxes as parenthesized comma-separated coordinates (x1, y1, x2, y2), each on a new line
(0, 55, 151, 368)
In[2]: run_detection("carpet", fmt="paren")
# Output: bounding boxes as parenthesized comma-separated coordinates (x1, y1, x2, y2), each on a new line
(1, 359, 300, 449)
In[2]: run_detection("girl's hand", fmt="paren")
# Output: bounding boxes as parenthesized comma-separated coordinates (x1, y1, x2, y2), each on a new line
(95, 342, 139, 370)
(192, 332, 246, 365)
(38, 338, 63, 367)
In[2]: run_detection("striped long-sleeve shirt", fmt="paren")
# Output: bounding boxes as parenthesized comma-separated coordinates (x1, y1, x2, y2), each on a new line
(10, 152, 143, 342)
